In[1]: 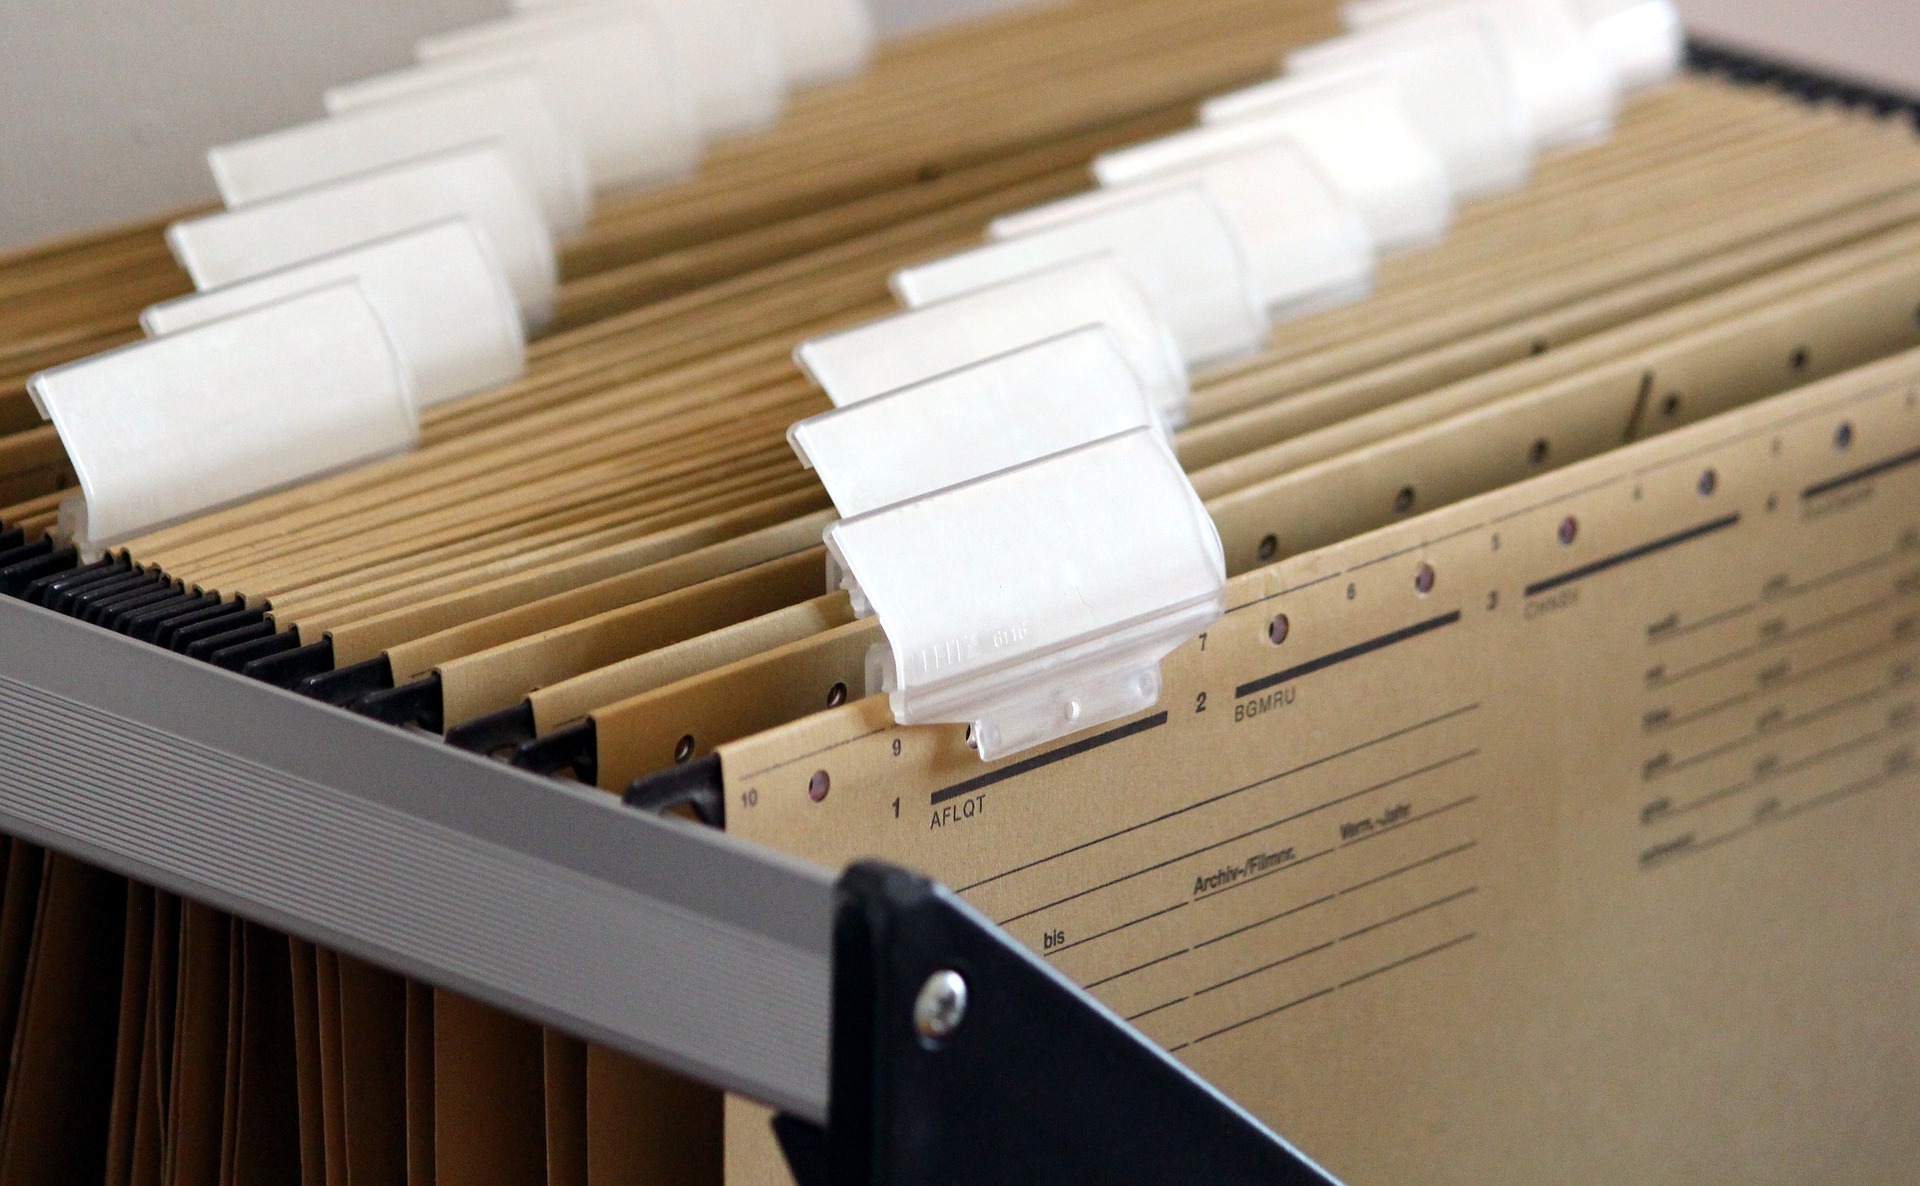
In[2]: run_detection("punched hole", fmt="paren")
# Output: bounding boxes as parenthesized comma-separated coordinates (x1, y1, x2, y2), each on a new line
(827, 682, 848, 708)
(1529, 338, 1549, 356)
(1835, 421, 1855, 451)
(1790, 346, 1810, 372)
(674, 735, 695, 764)
(808, 770, 831, 803)
(1698, 468, 1719, 497)
(1257, 534, 1279, 562)
(1559, 516, 1579, 547)
(1661, 394, 1682, 418)
(1394, 486, 1416, 515)
(1268, 614, 1290, 646)
(1415, 563, 1437, 596)
(1529, 438, 1551, 466)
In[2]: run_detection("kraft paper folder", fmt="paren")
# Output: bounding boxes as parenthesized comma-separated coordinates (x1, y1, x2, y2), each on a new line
(0, 1, 1916, 1183)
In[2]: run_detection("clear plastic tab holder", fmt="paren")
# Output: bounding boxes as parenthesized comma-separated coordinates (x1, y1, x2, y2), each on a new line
(789, 326, 1163, 519)
(825, 428, 1227, 761)
(1342, 0, 1620, 147)
(796, 257, 1192, 427)
(143, 220, 526, 411)
(891, 185, 1268, 369)
(166, 144, 559, 330)
(327, 19, 701, 190)
(207, 72, 591, 238)
(1268, 24, 1535, 200)
(761, 0, 878, 87)
(29, 284, 419, 560)
(991, 143, 1376, 324)
(1094, 72, 1453, 253)
(423, 1, 784, 139)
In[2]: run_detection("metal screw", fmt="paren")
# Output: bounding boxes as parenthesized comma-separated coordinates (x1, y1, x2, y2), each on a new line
(914, 970, 969, 1045)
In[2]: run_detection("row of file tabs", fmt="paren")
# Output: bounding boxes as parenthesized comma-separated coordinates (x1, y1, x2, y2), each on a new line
(26, 0, 1684, 761)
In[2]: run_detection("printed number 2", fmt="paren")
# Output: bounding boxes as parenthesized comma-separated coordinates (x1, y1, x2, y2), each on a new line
(1195, 691, 1208, 714)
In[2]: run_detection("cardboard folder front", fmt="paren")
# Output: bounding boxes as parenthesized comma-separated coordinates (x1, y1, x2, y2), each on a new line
(717, 351, 1920, 1185)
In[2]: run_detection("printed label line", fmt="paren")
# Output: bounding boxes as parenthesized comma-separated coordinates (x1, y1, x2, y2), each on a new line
(1803, 443, 1920, 500)
(1340, 795, 1479, 847)
(1236, 612, 1461, 700)
(959, 708, 1478, 894)
(1187, 933, 1477, 1048)
(1042, 901, 1189, 959)
(1659, 720, 1917, 821)
(994, 751, 1477, 925)
(930, 711, 1169, 806)
(1526, 514, 1740, 599)
(1643, 758, 1917, 871)
(1652, 680, 1905, 781)
(1650, 589, 1908, 690)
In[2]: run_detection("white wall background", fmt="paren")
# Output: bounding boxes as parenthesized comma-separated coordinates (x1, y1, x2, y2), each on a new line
(0, 0, 1914, 252)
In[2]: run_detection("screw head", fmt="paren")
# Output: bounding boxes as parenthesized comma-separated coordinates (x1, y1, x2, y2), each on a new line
(913, 970, 969, 1045)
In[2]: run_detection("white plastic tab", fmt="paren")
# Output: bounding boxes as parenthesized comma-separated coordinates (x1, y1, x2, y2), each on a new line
(795, 257, 1191, 427)
(427, 1, 784, 139)
(207, 73, 592, 239)
(327, 18, 701, 191)
(891, 186, 1267, 368)
(1266, 23, 1534, 201)
(824, 428, 1227, 761)
(762, 0, 877, 86)
(1094, 73, 1453, 253)
(142, 221, 526, 412)
(991, 143, 1375, 324)
(165, 145, 559, 330)
(1342, 0, 1620, 148)
(790, 327, 1162, 518)
(29, 285, 419, 559)
(1576, 0, 1683, 90)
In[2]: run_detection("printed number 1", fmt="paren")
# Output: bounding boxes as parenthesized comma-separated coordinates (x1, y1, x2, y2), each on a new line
(892, 798, 900, 819)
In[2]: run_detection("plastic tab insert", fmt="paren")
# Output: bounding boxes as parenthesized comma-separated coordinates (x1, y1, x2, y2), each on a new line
(207, 72, 592, 238)
(789, 327, 1162, 519)
(491, 0, 786, 137)
(891, 185, 1268, 368)
(825, 428, 1227, 761)
(1094, 71, 1453, 253)
(1269, 25, 1535, 201)
(326, 20, 701, 190)
(29, 285, 419, 559)
(142, 220, 526, 411)
(991, 143, 1376, 324)
(796, 257, 1192, 427)
(166, 144, 559, 330)
(761, 0, 879, 87)
(1342, 0, 1620, 148)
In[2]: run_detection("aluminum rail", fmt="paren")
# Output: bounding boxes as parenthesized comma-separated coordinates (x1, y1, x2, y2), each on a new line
(0, 595, 836, 1122)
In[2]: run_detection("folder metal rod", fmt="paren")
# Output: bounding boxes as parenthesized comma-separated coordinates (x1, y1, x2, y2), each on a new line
(0, 591, 1342, 1184)
(0, 593, 837, 1122)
